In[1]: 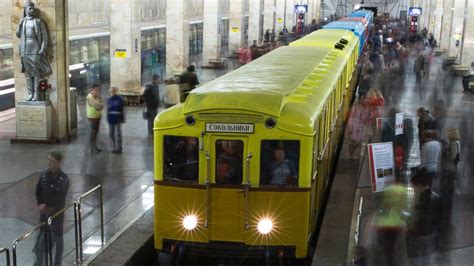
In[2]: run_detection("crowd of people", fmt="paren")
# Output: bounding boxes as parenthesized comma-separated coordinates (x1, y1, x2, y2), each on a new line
(346, 19, 463, 266)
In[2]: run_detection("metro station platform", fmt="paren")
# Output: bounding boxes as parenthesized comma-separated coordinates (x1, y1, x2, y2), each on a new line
(315, 47, 474, 265)
(1, 41, 474, 266)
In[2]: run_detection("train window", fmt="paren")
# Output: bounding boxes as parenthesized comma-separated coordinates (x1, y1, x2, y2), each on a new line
(215, 140, 243, 185)
(260, 140, 300, 187)
(163, 136, 199, 183)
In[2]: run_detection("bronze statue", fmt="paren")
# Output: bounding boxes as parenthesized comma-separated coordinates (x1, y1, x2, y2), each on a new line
(16, 1, 52, 101)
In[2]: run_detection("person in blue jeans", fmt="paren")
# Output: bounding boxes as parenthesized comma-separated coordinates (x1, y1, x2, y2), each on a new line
(107, 87, 125, 153)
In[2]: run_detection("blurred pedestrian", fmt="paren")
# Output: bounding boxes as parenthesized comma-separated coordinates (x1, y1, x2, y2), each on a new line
(179, 65, 199, 102)
(86, 84, 104, 154)
(143, 74, 160, 134)
(107, 87, 125, 153)
(414, 53, 425, 85)
(417, 107, 435, 144)
(406, 188, 441, 265)
(34, 151, 69, 266)
(347, 98, 368, 160)
(264, 29, 270, 43)
(418, 130, 442, 188)
(374, 184, 408, 266)
(439, 128, 461, 219)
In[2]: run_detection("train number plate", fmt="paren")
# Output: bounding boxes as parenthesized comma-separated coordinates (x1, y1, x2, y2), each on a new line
(205, 123, 254, 133)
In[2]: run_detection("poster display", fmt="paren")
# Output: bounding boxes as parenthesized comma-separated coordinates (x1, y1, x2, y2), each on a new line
(368, 142, 396, 192)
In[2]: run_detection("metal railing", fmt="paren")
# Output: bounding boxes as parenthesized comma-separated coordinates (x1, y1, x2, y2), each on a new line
(354, 196, 364, 245)
(10, 184, 105, 265)
(77, 184, 104, 262)
(46, 202, 79, 264)
(0, 247, 10, 266)
(12, 222, 49, 266)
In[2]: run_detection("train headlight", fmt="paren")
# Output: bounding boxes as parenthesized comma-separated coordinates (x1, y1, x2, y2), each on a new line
(182, 215, 198, 230)
(257, 218, 273, 234)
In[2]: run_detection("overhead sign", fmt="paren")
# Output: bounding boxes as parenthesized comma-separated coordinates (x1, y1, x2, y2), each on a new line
(114, 49, 127, 58)
(295, 4, 308, 13)
(395, 112, 404, 135)
(205, 123, 254, 133)
(409, 7, 422, 17)
(368, 142, 396, 193)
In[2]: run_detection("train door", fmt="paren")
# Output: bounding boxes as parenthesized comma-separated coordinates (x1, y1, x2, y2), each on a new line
(206, 135, 250, 243)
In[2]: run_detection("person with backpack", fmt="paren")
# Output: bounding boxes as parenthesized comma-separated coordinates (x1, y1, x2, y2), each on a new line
(440, 128, 461, 219)
(143, 74, 160, 134)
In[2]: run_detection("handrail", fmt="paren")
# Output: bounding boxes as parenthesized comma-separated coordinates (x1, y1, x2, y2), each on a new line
(0, 247, 10, 266)
(204, 151, 211, 228)
(354, 196, 364, 245)
(47, 202, 79, 264)
(243, 152, 252, 230)
(77, 185, 104, 262)
(12, 222, 49, 266)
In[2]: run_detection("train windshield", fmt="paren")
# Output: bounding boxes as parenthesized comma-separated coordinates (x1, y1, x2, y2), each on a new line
(260, 140, 300, 187)
(215, 140, 243, 185)
(163, 136, 199, 182)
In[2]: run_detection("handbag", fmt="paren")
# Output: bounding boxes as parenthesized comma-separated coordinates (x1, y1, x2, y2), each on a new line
(142, 107, 149, 120)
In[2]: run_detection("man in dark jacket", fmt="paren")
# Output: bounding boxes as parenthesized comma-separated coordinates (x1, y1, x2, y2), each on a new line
(34, 151, 70, 266)
(107, 87, 125, 153)
(179, 65, 199, 102)
(143, 74, 160, 134)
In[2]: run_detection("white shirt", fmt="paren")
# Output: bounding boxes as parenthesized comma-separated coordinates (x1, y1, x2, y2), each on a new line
(420, 140, 441, 173)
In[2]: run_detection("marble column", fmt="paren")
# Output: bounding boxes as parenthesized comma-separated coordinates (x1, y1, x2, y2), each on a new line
(166, 0, 189, 76)
(426, 0, 435, 33)
(248, 0, 262, 44)
(447, 0, 466, 58)
(11, 0, 71, 140)
(432, 0, 444, 42)
(275, 0, 286, 33)
(439, 0, 454, 50)
(263, 0, 275, 32)
(229, 0, 245, 51)
(203, 0, 221, 66)
(460, 0, 474, 66)
(313, 0, 321, 23)
(110, 0, 141, 95)
(285, 0, 294, 30)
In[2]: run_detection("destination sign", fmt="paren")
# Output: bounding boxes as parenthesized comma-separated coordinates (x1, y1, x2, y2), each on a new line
(205, 123, 254, 133)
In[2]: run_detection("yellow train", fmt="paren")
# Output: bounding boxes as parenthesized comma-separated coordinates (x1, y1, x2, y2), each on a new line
(153, 29, 360, 264)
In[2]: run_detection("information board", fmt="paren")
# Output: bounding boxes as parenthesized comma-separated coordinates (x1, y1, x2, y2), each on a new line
(368, 142, 396, 192)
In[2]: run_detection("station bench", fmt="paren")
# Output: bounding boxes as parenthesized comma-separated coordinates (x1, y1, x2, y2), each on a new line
(208, 58, 226, 69)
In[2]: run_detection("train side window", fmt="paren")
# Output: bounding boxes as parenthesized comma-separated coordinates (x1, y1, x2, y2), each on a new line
(215, 140, 243, 185)
(163, 136, 199, 183)
(260, 140, 300, 187)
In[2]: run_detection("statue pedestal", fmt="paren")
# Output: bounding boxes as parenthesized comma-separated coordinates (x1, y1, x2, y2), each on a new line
(15, 101, 52, 141)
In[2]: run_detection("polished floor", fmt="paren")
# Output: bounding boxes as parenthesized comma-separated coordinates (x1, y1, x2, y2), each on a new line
(0, 58, 238, 265)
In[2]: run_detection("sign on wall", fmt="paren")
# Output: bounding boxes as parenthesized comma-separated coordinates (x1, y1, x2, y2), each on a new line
(114, 49, 127, 58)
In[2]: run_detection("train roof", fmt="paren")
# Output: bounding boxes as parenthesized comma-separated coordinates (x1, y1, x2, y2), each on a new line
(350, 10, 374, 22)
(339, 17, 368, 27)
(289, 29, 359, 57)
(162, 46, 349, 135)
